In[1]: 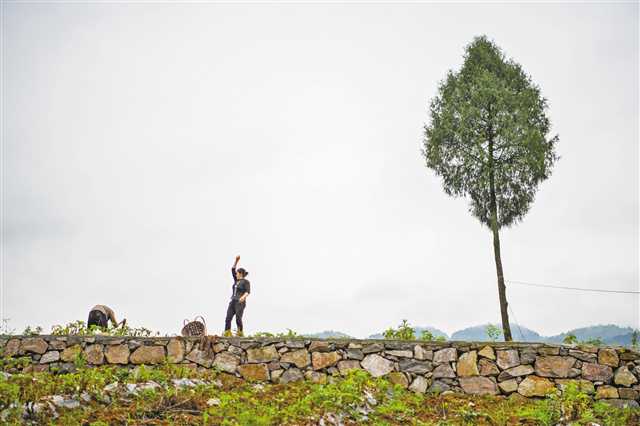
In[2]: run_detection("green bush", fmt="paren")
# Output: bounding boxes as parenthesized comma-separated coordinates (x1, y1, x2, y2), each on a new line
(383, 320, 416, 340)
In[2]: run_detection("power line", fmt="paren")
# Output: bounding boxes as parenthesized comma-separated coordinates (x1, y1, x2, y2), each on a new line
(506, 280, 640, 295)
(508, 303, 525, 341)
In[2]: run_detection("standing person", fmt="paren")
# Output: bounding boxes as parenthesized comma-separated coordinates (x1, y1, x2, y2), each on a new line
(87, 305, 126, 330)
(224, 255, 251, 337)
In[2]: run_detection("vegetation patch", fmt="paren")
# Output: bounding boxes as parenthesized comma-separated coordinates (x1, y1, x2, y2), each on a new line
(1, 362, 638, 425)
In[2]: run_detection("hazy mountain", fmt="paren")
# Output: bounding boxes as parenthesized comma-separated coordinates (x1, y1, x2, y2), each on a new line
(304, 330, 353, 339)
(368, 326, 449, 340)
(546, 325, 636, 345)
(450, 324, 545, 342)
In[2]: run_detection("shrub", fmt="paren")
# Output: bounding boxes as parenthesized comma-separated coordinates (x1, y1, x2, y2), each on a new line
(383, 320, 416, 340)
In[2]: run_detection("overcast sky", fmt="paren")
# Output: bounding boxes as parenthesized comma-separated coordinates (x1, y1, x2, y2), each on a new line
(2, 2, 638, 338)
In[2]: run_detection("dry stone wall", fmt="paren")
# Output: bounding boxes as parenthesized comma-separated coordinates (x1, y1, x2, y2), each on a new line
(2, 336, 639, 407)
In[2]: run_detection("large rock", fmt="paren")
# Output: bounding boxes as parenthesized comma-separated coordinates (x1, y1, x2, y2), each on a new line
(386, 350, 413, 358)
(478, 346, 495, 360)
(362, 343, 384, 354)
(361, 354, 394, 377)
(618, 388, 639, 400)
(280, 349, 310, 368)
(280, 368, 304, 384)
(433, 348, 456, 364)
(167, 339, 185, 363)
(414, 345, 433, 361)
(186, 349, 213, 368)
(518, 376, 556, 397)
(520, 350, 536, 365)
(582, 363, 613, 382)
(457, 351, 479, 377)
(105, 345, 130, 364)
(398, 359, 432, 374)
(39, 351, 60, 364)
(596, 385, 619, 399)
(312, 351, 341, 370)
(305, 371, 327, 384)
(337, 360, 361, 375)
(387, 372, 409, 388)
(479, 359, 500, 376)
(61, 345, 82, 362)
(84, 344, 105, 365)
(247, 346, 279, 363)
(21, 338, 48, 354)
(498, 379, 518, 394)
(409, 376, 429, 393)
(534, 356, 575, 378)
(237, 363, 269, 381)
(432, 364, 456, 379)
(130, 346, 165, 364)
(460, 376, 498, 395)
(614, 366, 638, 387)
(569, 350, 597, 363)
(3, 339, 20, 357)
(504, 365, 534, 378)
(213, 352, 240, 373)
(598, 348, 619, 367)
(309, 341, 330, 352)
(346, 349, 364, 360)
(496, 350, 520, 370)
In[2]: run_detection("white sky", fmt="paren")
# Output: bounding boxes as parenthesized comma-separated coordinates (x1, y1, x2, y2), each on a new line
(2, 2, 638, 338)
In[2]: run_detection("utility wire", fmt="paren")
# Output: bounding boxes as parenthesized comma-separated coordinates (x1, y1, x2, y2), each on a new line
(508, 304, 526, 341)
(506, 280, 640, 295)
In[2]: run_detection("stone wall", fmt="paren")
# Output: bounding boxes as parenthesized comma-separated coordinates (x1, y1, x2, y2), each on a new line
(2, 336, 639, 407)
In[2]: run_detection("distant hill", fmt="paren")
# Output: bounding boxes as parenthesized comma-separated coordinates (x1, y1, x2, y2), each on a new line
(303, 330, 353, 339)
(450, 324, 544, 342)
(545, 324, 636, 345)
(368, 326, 449, 340)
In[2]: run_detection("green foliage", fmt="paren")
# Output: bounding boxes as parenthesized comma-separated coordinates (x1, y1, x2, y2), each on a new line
(563, 333, 604, 347)
(251, 329, 299, 338)
(419, 330, 447, 342)
(518, 382, 636, 426)
(383, 320, 416, 340)
(0, 365, 637, 424)
(1, 318, 15, 335)
(485, 324, 502, 342)
(583, 337, 604, 347)
(632, 330, 639, 349)
(50, 320, 159, 337)
(22, 325, 42, 336)
(0, 356, 31, 372)
(423, 35, 559, 229)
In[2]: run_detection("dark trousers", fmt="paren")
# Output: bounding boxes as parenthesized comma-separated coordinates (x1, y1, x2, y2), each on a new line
(224, 300, 246, 331)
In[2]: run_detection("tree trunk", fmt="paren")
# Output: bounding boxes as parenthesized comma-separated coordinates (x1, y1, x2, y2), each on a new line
(488, 135, 513, 342)
(490, 207, 513, 342)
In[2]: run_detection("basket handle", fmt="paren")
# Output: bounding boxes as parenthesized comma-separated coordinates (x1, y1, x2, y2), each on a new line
(183, 319, 190, 326)
(194, 316, 206, 327)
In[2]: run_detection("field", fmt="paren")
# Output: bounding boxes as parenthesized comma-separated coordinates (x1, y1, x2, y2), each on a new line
(1, 357, 639, 425)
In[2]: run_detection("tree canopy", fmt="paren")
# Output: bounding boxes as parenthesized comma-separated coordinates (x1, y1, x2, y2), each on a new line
(423, 36, 559, 229)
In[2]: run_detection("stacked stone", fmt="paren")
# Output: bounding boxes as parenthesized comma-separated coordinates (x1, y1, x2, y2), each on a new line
(1, 336, 638, 406)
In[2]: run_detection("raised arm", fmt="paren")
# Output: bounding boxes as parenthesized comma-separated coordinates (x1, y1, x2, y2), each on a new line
(231, 255, 240, 282)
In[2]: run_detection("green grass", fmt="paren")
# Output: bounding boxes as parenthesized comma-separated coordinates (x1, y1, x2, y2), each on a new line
(0, 362, 638, 425)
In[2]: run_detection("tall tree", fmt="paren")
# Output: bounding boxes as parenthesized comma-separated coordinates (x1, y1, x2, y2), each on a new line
(422, 36, 558, 341)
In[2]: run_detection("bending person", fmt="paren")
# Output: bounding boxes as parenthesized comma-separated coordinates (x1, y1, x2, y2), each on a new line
(224, 255, 251, 337)
(87, 304, 125, 330)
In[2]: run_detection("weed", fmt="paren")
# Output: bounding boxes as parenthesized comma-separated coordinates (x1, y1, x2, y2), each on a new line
(485, 324, 502, 342)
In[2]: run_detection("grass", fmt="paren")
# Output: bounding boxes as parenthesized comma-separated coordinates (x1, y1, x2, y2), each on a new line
(0, 362, 638, 425)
